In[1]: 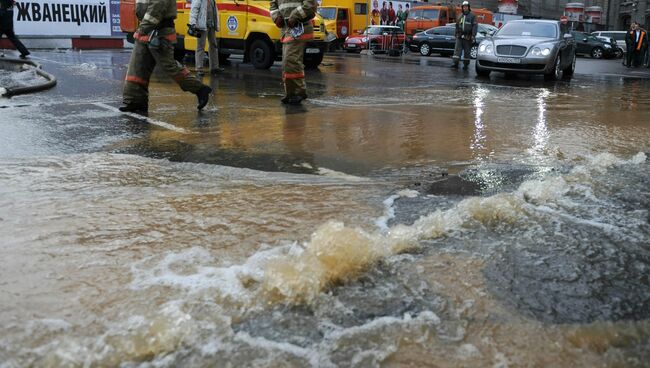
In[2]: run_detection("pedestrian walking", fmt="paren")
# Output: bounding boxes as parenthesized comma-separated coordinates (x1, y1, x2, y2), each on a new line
(189, 0, 223, 75)
(120, 0, 212, 113)
(0, 0, 30, 59)
(269, 0, 317, 105)
(451, 1, 477, 69)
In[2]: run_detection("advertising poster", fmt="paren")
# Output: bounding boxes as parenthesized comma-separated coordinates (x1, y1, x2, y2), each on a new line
(13, 0, 112, 36)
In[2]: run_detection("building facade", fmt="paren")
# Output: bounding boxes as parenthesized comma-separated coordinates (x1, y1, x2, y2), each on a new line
(610, 0, 650, 30)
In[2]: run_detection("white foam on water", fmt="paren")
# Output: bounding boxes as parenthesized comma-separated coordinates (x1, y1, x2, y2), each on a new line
(375, 189, 419, 231)
(129, 152, 648, 307)
(34, 301, 198, 367)
(233, 332, 325, 367)
(315, 167, 367, 182)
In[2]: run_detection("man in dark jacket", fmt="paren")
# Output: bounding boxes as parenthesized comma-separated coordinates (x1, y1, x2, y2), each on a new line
(0, 0, 30, 58)
(451, 0, 477, 69)
(626, 22, 648, 67)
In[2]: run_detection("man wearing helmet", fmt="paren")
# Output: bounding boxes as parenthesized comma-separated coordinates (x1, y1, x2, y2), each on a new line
(451, 0, 478, 69)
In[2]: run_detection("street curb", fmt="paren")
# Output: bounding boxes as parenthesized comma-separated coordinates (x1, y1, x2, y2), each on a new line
(0, 57, 57, 97)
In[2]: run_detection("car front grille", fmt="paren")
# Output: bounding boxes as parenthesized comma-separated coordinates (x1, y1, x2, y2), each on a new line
(479, 61, 546, 70)
(496, 45, 527, 56)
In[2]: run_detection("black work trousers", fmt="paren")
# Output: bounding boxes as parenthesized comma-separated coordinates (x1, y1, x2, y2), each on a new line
(0, 9, 30, 56)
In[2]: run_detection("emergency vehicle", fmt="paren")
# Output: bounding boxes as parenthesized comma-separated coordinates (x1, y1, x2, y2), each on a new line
(318, 0, 370, 45)
(120, 0, 329, 69)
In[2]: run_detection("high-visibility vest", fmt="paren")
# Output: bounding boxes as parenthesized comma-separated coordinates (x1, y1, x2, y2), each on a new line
(630, 30, 647, 51)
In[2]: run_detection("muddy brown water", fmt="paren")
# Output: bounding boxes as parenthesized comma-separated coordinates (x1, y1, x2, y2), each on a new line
(1, 53, 649, 366)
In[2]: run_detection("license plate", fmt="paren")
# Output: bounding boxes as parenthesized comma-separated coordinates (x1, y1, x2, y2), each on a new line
(347, 44, 356, 48)
(306, 48, 320, 54)
(497, 57, 521, 64)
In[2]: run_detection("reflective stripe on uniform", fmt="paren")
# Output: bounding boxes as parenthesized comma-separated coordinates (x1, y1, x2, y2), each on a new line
(638, 32, 646, 51)
(126, 75, 149, 86)
(143, 13, 160, 23)
(283, 72, 304, 79)
(279, 2, 302, 10)
(134, 32, 177, 42)
(136, 0, 148, 3)
(281, 33, 313, 43)
(173, 68, 190, 82)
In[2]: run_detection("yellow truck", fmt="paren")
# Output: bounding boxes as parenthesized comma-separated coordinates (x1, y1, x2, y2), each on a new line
(120, 0, 329, 69)
(318, 0, 370, 46)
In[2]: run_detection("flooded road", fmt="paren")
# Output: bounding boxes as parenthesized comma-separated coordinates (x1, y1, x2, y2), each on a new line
(1, 51, 649, 367)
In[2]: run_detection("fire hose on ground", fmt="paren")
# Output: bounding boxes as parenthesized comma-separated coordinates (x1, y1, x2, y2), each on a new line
(0, 57, 57, 97)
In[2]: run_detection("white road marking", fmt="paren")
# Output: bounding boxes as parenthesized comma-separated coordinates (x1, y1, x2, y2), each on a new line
(93, 102, 190, 134)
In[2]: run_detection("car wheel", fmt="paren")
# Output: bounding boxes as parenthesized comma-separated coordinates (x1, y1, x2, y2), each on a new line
(249, 39, 274, 69)
(544, 55, 562, 81)
(615, 48, 623, 59)
(563, 53, 576, 78)
(419, 43, 431, 56)
(475, 62, 491, 77)
(470, 45, 478, 59)
(591, 47, 604, 59)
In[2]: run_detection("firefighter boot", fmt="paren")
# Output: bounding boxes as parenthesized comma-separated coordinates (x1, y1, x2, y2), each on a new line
(281, 95, 304, 105)
(119, 103, 149, 114)
(196, 86, 212, 110)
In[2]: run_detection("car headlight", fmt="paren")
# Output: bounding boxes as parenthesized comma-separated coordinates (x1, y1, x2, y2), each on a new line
(362, 37, 368, 43)
(531, 47, 541, 56)
(541, 48, 551, 56)
(479, 43, 493, 55)
(604, 44, 611, 49)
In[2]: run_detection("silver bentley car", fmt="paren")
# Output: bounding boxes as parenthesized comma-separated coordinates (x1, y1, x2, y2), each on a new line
(475, 20, 577, 81)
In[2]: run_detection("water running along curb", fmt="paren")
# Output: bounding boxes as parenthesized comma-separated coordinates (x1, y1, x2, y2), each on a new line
(0, 57, 57, 97)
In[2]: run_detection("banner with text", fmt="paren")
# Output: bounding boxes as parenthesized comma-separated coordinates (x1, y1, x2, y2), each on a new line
(14, 0, 112, 36)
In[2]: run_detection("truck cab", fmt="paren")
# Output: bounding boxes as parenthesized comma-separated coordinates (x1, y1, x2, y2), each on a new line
(405, 5, 456, 39)
(318, 0, 370, 45)
(404, 4, 493, 40)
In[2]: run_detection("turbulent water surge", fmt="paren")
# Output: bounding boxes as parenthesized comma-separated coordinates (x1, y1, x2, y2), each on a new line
(2, 51, 650, 366)
(0, 151, 648, 367)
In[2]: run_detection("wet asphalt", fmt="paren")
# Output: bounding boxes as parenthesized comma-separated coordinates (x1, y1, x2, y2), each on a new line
(1, 49, 649, 171)
(2, 48, 650, 346)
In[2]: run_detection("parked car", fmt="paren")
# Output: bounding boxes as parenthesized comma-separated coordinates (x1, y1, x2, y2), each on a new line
(571, 31, 616, 59)
(592, 30, 626, 58)
(343, 26, 406, 53)
(475, 20, 577, 81)
(594, 35, 623, 58)
(410, 23, 498, 58)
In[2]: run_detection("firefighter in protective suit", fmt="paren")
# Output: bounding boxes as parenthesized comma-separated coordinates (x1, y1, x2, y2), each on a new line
(121, 0, 212, 113)
(270, 0, 317, 105)
(451, 1, 477, 69)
